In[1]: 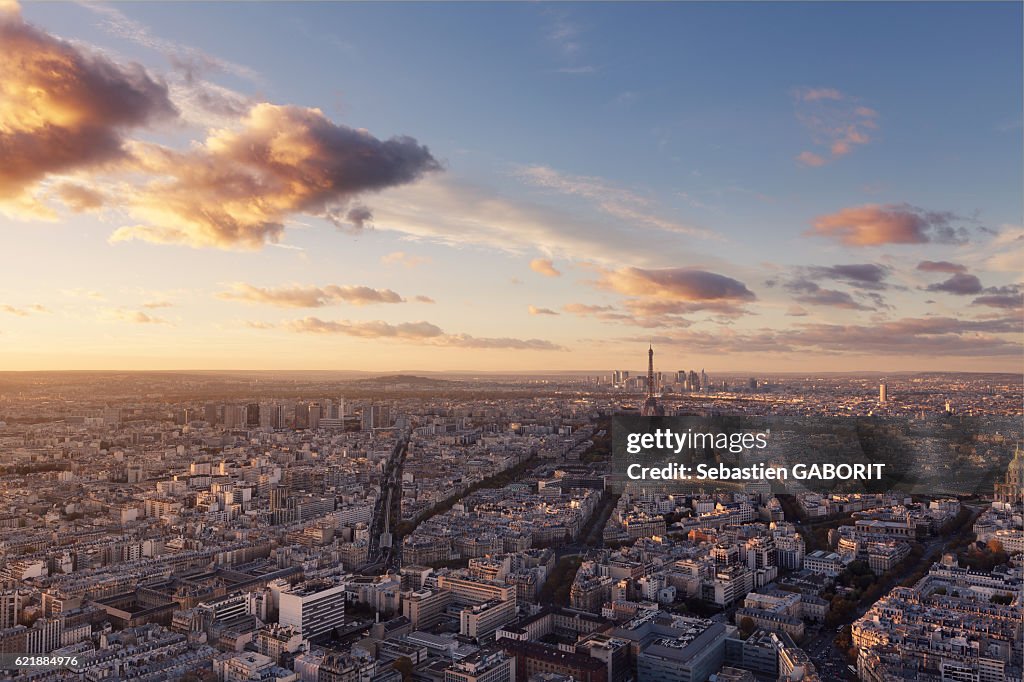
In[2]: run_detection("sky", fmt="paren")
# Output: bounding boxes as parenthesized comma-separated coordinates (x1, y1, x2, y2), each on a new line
(0, 1, 1021, 373)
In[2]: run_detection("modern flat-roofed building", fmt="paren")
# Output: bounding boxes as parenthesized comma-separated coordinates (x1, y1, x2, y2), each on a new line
(278, 580, 346, 640)
(445, 648, 516, 682)
(403, 588, 453, 630)
(438, 575, 516, 607)
(460, 598, 517, 641)
(803, 550, 843, 578)
(635, 619, 732, 682)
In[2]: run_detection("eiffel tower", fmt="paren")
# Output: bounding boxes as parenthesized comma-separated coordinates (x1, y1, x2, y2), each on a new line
(641, 344, 665, 417)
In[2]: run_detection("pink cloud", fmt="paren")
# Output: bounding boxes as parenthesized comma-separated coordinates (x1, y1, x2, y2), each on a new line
(796, 151, 827, 167)
(798, 87, 843, 102)
(793, 87, 877, 166)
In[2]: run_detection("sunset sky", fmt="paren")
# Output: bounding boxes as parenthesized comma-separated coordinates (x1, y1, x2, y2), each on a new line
(1, 1, 1021, 372)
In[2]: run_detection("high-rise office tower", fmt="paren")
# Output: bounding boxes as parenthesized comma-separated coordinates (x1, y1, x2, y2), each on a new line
(362, 404, 393, 430)
(224, 405, 245, 429)
(246, 403, 260, 427)
(879, 383, 888, 403)
(270, 487, 287, 512)
(294, 403, 308, 429)
(270, 404, 286, 429)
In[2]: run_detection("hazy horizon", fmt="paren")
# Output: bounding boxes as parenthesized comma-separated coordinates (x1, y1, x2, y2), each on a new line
(0, 367, 1018, 379)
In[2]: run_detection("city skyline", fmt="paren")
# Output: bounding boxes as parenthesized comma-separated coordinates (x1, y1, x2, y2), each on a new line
(0, 369, 1019, 681)
(1, 1, 1022, 372)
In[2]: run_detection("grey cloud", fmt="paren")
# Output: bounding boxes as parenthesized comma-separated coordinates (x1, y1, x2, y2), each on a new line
(791, 287, 873, 310)
(345, 205, 374, 231)
(807, 263, 890, 290)
(779, 263, 895, 309)
(925, 273, 984, 295)
(916, 260, 967, 274)
(972, 294, 1023, 310)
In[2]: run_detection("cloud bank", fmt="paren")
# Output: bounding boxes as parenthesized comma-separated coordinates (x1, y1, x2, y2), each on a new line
(286, 316, 564, 350)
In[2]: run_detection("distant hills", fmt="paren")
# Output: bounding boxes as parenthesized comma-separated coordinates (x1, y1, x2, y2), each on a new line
(345, 374, 456, 387)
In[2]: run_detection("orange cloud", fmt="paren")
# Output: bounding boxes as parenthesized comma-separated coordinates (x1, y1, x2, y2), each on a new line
(561, 303, 635, 324)
(809, 204, 969, 246)
(440, 335, 564, 350)
(563, 303, 615, 315)
(1, 303, 47, 316)
(51, 183, 105, 212)
(530, 258, 561, 277)
(109, 103, 440, 249)
(0, 3, 175, 203)
(381, 251, 430, 268)
(289, 317, 444, 339)
(598, 267, 755, 302)
(217, 283, 406, 307)
(566, 267, 757, 327)
(106, 309, 169, 324)
(556, 268, 758, 328)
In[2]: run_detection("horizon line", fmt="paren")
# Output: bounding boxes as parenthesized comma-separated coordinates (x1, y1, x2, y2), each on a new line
(0, 368, 1020, 377)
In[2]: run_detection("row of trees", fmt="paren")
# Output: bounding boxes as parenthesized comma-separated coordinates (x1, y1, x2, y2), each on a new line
(539, 556, 583, 605)
(393, 454, 540, 536)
